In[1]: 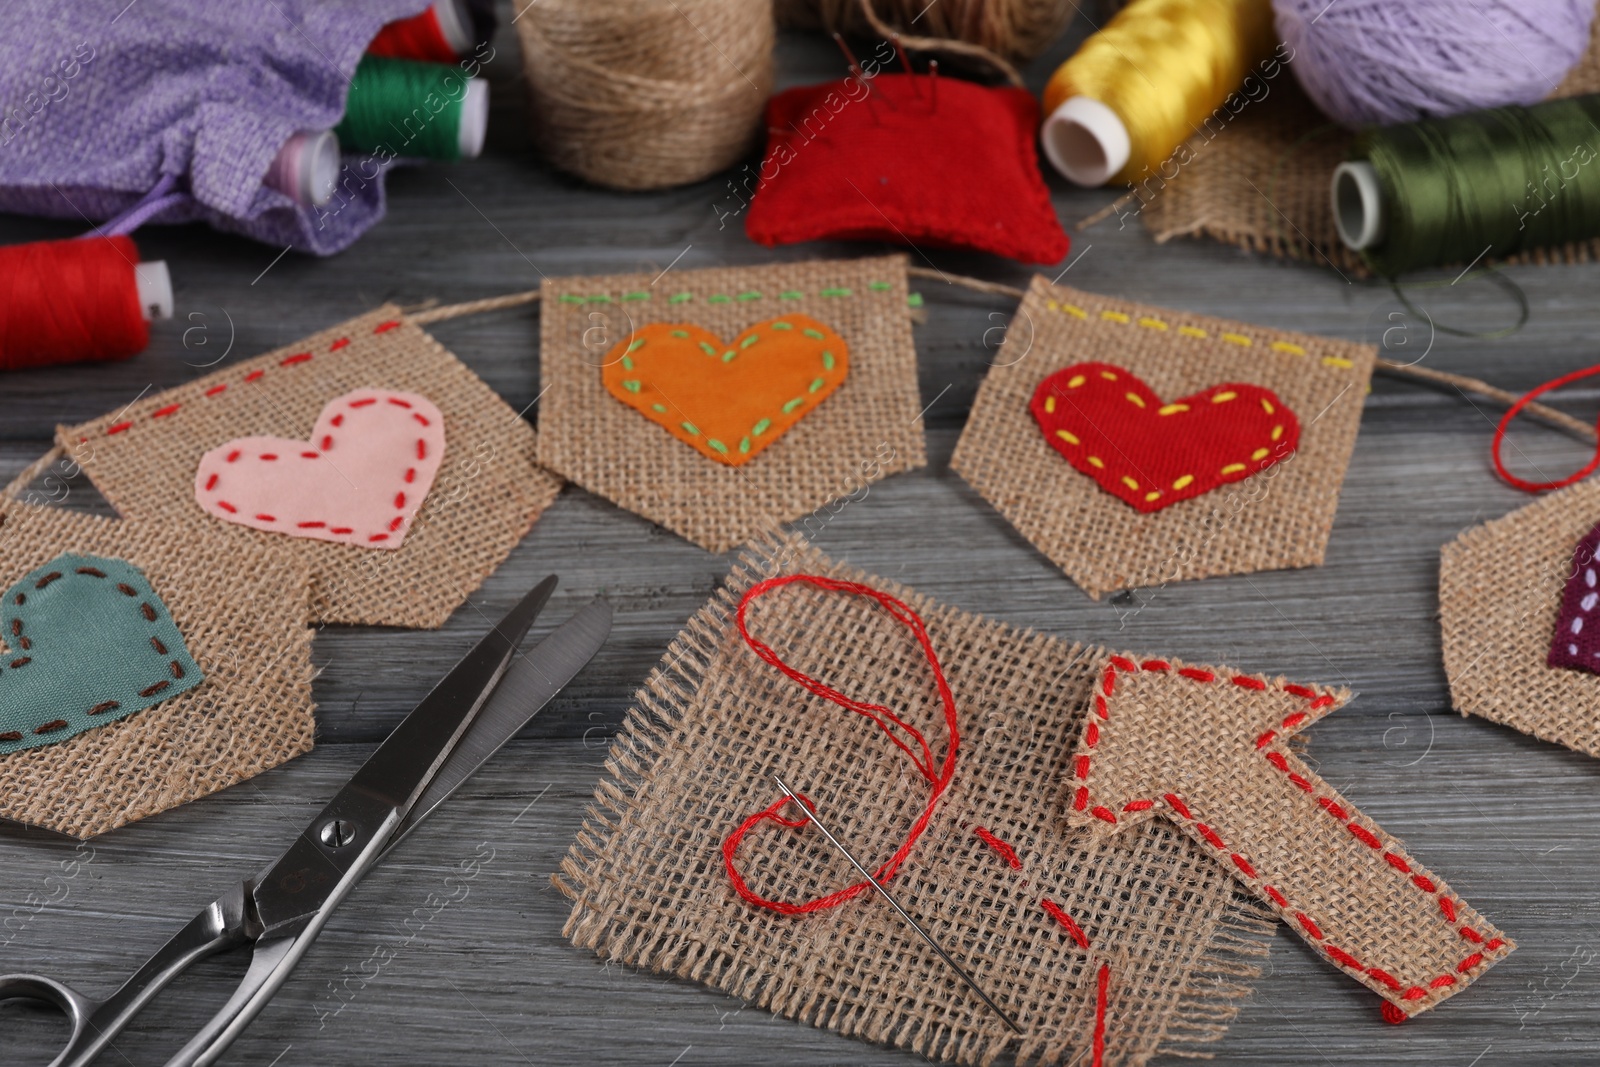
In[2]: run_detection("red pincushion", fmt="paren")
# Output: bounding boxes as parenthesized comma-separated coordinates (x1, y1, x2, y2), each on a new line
(744, 74, 1070, 265)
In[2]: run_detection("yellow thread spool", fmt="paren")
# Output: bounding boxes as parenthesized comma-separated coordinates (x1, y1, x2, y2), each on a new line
(1040, 0, 1277, 186)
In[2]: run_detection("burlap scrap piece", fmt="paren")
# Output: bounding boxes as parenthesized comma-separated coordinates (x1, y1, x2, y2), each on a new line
(536, 256, 926, 553)
(557, 535, 1278, 1066)
(0, 499, 315, 838)
(1441, 478, 1600, 757)
(56, 307, 561, 629)
(1065, 653, 1512, 1019)
(950, 277, 1374, 598)
(1133, 8, 1600, 274)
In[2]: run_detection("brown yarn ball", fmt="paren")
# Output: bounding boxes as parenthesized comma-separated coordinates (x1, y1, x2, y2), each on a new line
(775, 0, 1076, 64)
(516, 0, 775, 191)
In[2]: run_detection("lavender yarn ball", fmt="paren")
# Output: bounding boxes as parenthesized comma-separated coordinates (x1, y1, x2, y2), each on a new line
(1273, 0, 1596, 127)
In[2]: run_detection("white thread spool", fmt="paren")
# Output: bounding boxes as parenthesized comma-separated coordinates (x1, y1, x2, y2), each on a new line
(265, 130, 342, 208)
(1331, 161, 1385, 251)
(133, 261, 173, 321)
(458, 79, 489, 159)
(1040, 96, 1131, 187)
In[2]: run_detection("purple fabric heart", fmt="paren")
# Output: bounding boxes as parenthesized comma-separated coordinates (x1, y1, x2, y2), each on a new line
(1549, 520, 1600, 674)
(0, 0, 430, 253)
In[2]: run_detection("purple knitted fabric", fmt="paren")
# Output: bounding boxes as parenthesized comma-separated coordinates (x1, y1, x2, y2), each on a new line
(0, 0, 428, 254)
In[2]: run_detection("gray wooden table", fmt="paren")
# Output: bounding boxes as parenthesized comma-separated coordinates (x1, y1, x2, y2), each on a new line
(4, 11, 1599, 1066)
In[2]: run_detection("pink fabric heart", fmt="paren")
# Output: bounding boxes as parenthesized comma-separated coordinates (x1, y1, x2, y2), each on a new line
(193, 388, 446, 550)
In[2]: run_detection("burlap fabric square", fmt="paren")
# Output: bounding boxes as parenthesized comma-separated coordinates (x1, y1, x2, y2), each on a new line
(0, 499, 315, 838)
(1131, 9, 1600, 274)
(536, 256, 926, 552)
(1066, 653, 1511, 1019)
(950, 278, 1374, 598)
(557, 536, 1277, 1067)
(56, 307, 561, 629)
(1441, 478, 1600, 757)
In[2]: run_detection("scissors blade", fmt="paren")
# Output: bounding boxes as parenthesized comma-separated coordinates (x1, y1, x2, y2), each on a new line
(386, 596, 612, 851)
(250, 575, 557, 938)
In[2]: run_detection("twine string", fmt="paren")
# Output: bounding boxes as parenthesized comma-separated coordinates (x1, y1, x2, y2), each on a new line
(401, 267, 1593, 456)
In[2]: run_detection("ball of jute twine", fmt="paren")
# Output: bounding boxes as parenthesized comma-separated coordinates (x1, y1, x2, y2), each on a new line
(776, 0, 1076, 66)
(516, 0, 774, 191)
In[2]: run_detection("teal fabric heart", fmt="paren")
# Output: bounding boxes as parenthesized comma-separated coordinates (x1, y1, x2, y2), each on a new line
(0, 553, 204, 755)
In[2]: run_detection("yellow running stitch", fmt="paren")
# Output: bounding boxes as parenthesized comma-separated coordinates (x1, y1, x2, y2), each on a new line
(1048, 301, 1356, 373)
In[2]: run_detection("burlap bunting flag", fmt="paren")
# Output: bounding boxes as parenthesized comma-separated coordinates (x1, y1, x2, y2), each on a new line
(536, 255, 927, 552)
(558, 536, 1277, 1067)
(1441, 478, 1600, 757)
(952, 276, 1374, 598)
(0, 498, 315, 838)
(1130, 10, 1600, 274)
(56, 307, 560, 629)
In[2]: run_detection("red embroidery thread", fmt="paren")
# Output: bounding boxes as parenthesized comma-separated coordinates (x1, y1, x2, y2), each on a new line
(1491, 363, 1600, 492)
(82, 319, 403, 441)
(721, 575, 958, 916)
(972, 826, 1021, 869)
(1092, 963, 1110, 1067)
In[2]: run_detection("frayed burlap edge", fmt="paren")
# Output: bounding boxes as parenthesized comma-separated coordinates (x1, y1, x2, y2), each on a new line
(556, 533, 1277, 1066)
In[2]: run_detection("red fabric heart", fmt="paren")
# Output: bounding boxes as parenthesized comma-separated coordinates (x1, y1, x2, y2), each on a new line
(1030, 362, 1300, 512)
(743, 74, 1069, 265)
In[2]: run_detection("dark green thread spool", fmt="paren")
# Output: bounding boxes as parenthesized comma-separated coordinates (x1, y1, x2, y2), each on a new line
(1333, 94, 1600, 276)
(334, 55, 487, 161)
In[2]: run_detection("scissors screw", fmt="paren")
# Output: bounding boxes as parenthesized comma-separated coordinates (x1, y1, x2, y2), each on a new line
(318, 819, 358, 849)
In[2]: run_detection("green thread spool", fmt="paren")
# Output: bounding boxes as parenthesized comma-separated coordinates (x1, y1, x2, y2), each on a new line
(1332, 94, 1600, 276)
(334, 56, 488, 162)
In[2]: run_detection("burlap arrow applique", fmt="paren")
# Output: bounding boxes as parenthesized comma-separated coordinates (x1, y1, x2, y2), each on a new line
(1064, 653, 1512, 1020)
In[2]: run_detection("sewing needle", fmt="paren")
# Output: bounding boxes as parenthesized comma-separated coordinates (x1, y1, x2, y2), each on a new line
(771, 773, 1023, 1034)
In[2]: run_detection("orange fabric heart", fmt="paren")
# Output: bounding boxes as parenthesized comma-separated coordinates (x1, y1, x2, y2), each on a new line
(601, 315, 850, 466)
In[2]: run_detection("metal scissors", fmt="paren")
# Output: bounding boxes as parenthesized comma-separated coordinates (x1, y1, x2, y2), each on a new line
(0, 575, 610, 1067)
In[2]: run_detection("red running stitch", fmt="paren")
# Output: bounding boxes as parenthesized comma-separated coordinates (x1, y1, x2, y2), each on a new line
(96, 315, 397, 438)
(1092, 964, 1110, 1067)
(196, 390, 430, 544)
(721, 575, 959, 915)
(1077, 656, 1505, 1009)
(972, 826, 1021, 869)
(1040, 898, 1090, 949)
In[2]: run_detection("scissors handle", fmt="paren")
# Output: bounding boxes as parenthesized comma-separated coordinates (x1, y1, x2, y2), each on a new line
(0, 884, 251, 1067)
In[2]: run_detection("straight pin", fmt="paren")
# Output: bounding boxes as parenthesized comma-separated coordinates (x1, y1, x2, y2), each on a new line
(832, 32, 895, 111)
(772, 773, 1023, 1034)
(890, 34, 920, 98)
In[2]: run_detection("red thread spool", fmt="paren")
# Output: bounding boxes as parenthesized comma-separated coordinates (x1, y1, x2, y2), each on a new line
(0, 236, 171, 372)
(368, 0, 473, 62)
